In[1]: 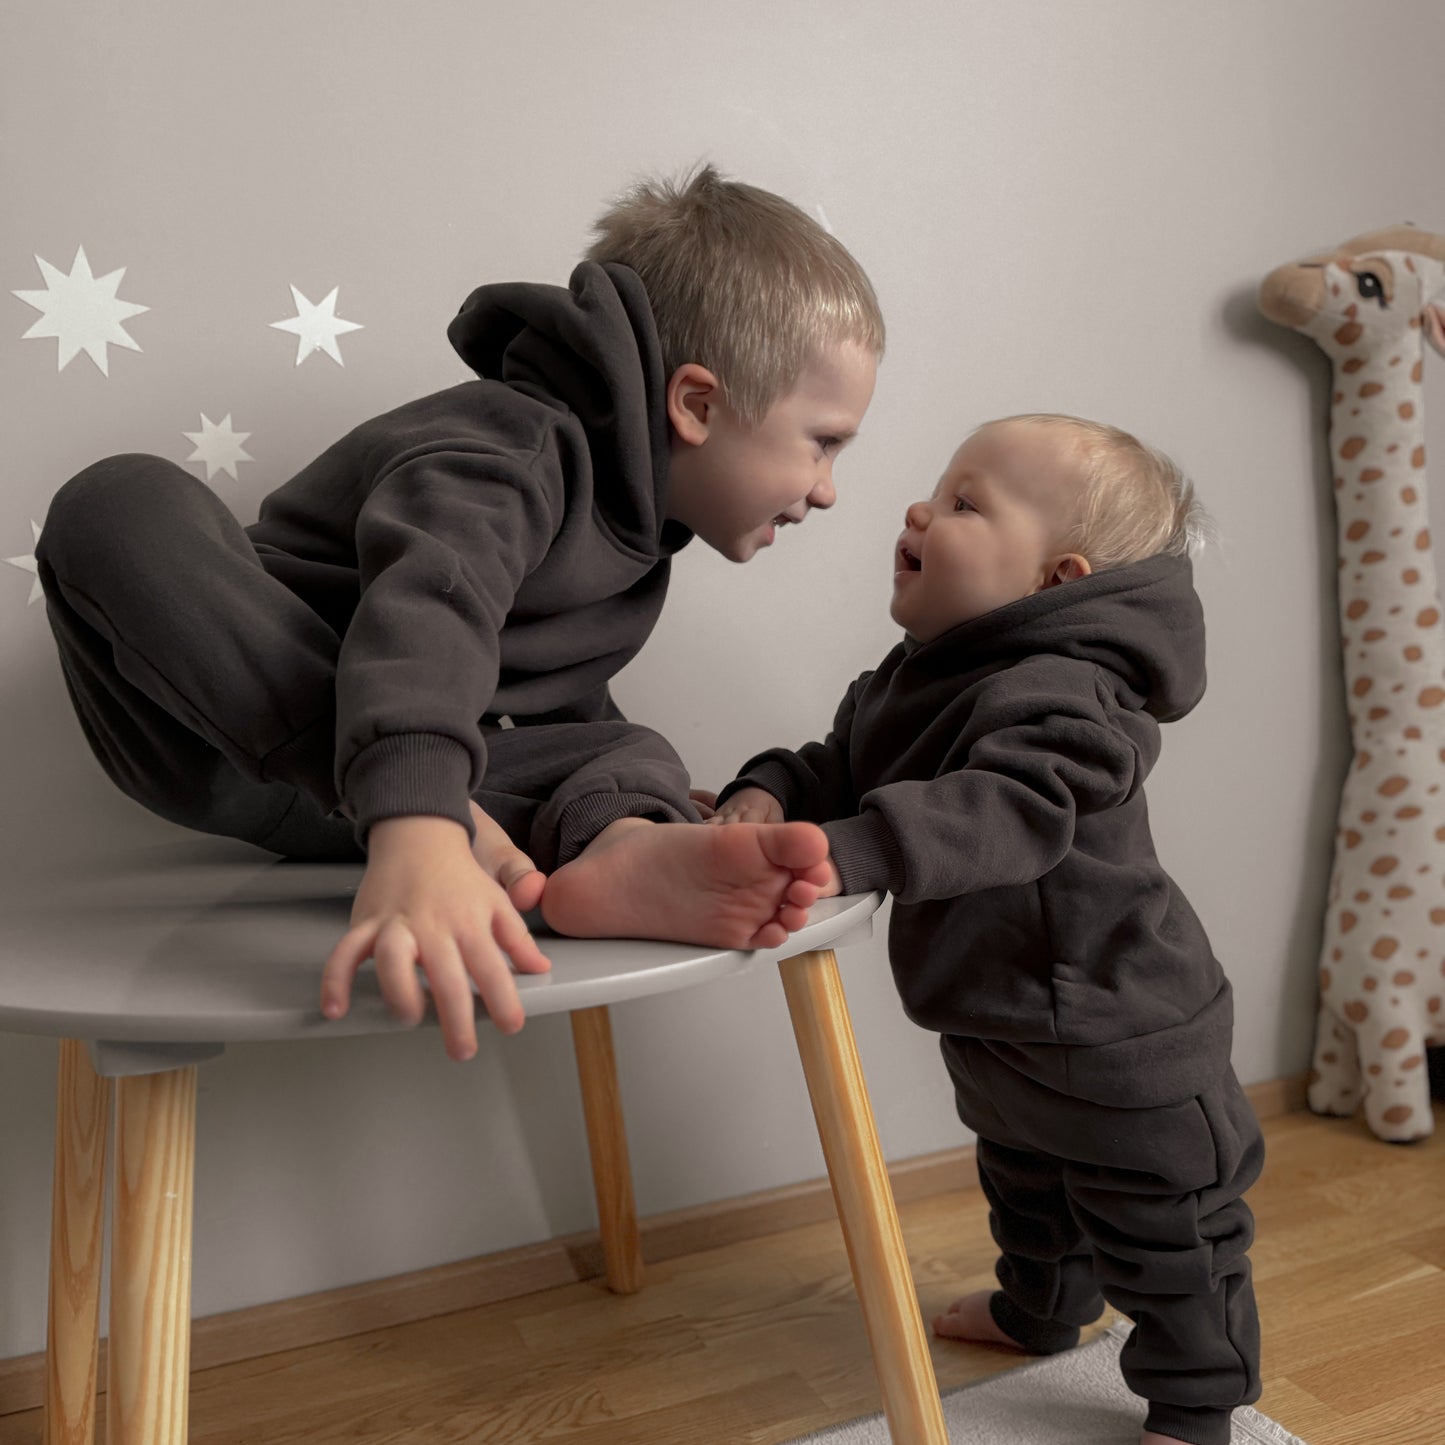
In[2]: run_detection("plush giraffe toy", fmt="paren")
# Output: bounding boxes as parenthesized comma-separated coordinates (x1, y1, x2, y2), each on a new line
(1260, 225, 1445, 1142)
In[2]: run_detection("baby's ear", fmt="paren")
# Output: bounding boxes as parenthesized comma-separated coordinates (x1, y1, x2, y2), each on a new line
(1047, 554, 1092, 588)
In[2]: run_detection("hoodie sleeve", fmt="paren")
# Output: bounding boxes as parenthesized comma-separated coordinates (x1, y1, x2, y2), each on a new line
(335, 438, 563, 842)
(717, 674, 870, 821)
(822, 663, 1140, 903)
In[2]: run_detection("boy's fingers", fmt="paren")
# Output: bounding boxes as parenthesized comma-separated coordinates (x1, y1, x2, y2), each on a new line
(494, 906, 551, 975)
(421, 939, 479, 1061)
(462, 937, 527, 1035)
(373, 920, 427, 1026)
(320, 920, 381, 1018)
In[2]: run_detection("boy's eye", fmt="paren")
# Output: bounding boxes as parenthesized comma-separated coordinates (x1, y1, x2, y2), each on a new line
(953, 496, 976, 513)
(817, 436, 841, 453)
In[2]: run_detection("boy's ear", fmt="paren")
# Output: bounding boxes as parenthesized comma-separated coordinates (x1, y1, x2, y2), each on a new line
(1044, 553, 1092, 588)
(666, 363, 721, 446)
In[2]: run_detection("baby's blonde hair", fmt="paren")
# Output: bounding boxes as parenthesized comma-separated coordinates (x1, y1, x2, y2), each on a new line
(587, 164, 885, 425)
(984, 414, 1211, 570)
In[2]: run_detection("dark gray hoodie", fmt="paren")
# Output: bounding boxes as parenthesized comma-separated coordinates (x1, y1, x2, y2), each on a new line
(726, 554, 1232, 1108)
(245, 262, 690, 838)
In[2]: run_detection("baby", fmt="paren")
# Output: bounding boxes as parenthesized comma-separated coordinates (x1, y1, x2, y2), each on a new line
(712, 414, 1261, 1445)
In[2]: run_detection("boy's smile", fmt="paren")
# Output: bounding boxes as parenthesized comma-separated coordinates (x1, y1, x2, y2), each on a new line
(664, 340, 878, 562)
(891, 421, 1091, 643)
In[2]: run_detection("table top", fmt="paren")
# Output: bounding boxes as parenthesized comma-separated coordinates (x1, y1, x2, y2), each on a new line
(0, 837, 882, 1049)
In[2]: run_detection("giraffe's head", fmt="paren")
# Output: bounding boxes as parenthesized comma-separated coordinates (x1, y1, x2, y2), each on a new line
(1259, 225, 1445, 362)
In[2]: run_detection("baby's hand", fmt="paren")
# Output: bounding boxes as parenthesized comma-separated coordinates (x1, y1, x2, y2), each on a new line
(320, 814, 551, 1060)
(706, 786, 784, 826)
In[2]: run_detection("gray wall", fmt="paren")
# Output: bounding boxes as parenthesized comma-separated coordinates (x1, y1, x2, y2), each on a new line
(3, 0, 1442, 1358)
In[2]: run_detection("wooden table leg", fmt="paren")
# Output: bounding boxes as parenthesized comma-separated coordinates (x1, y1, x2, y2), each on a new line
(45, 1039, 112, 1445)
(571, 1005, 644, 1294)
(107, 1066, 197, 1445)
(779, 948, 947, 1445)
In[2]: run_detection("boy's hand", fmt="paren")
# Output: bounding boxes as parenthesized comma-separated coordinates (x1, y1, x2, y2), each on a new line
(320, 813, 551, 1060)
(706, 786, 784, 826)
(688, 787, 719, 820)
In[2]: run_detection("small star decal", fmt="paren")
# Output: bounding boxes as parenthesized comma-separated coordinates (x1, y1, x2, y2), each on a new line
(183, 413, 253, 481)
(269, 284, 363, 366)
(5, 520, 44, 605)
(13, 246, 149, 375)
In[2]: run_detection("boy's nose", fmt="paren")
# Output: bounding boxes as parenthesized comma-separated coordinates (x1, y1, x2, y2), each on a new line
(807, 473, 837, 510)
(905, 500, 931, 530)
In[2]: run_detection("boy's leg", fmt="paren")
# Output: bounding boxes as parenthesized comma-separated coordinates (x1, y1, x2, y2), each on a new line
(36, 455, 360, 860)
(478, 721, 829, 947)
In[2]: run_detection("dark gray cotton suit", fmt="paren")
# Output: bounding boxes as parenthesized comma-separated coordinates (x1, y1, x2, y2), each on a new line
(721, 555, 1263, 1445)
(36, 262, 699, 865)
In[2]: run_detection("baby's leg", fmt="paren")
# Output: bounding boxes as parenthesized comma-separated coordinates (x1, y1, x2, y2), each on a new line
(933, 1137, 1105, 1355)
(541, 817, 830, 948)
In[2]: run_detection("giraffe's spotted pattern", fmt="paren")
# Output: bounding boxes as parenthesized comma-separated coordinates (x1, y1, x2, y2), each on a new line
(1278, 233, 1445, 1141)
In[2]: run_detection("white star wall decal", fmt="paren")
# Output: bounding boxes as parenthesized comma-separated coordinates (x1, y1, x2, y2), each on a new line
(269, 284, 363, 366)
(183, 413, 253, 481)
(13, 246, 149, 375)
(5, 520, 44, 605)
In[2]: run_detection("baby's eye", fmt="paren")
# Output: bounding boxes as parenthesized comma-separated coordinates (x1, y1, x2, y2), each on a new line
(953, 496, 976, 513)
(817, 436, 841, 454)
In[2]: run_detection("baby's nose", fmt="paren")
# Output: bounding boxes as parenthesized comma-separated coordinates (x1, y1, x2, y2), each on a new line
(905, 500, 931, 530)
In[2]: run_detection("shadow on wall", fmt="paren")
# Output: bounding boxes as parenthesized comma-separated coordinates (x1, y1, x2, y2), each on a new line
(1219, 282, 1350, 1068)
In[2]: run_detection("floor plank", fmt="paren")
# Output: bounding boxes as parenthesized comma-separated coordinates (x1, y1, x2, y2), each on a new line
(1, 1106, 1440, 1444)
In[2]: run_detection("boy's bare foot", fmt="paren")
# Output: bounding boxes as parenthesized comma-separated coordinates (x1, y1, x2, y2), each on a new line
(540, 817, 831, 948)
(931, 1290, 1028, 1349)
(1140, 1435, 1189, 1445)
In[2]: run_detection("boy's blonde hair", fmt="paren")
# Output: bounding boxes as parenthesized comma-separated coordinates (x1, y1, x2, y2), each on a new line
(986, 414, 1211, 570)
(587, 164, 885, 425)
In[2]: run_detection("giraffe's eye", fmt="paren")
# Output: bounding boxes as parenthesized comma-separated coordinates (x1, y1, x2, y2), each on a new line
(1355, 271, 1386, 307)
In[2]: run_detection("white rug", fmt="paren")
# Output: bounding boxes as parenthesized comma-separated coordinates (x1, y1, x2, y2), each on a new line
(792, 1322, 1307, 1444)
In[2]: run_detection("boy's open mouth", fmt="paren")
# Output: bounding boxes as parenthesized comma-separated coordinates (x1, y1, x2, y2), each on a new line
(897, 544, 922, 573)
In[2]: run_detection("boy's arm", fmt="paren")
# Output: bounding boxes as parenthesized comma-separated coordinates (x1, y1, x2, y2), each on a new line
(717, 672, 870, 823)
(336, 442, 562, 842)
(821, 675, 1141, 904)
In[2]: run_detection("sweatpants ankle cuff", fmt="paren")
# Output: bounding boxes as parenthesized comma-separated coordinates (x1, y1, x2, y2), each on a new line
(1144, 1402, 1233, 1445)
(988, 1292, 1081, 1355)
(556, 790, 692, 865)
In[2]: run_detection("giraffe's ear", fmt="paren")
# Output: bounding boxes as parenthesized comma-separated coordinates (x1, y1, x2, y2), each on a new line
(1425, 303, 1445, 358)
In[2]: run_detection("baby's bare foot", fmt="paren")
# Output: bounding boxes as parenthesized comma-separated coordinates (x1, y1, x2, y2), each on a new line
(540, 818, 830, 948)
(932, 1290, 1027, 1349)
(1139, 1435, 1189, 1445)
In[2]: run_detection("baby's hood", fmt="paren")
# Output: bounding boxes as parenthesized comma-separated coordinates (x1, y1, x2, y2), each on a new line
(905, 553, 1206, 722)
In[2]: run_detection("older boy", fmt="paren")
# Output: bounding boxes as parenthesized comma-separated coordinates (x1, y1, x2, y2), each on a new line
(712, 415, 1262, 1445)
(34, 166, 877, 1062)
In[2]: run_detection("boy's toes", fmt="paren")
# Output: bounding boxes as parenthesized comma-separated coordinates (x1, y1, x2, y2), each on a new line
(746, 919, 789, 950)
(758, 821, 830, 871)
(776, 902, 811, 933)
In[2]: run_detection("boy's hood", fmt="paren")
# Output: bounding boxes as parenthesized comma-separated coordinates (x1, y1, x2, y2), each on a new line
(902, 552, 1206, 722)
(447, 261, 685, 556)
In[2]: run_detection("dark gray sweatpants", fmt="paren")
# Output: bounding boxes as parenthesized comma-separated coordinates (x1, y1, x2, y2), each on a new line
(35, 455, 697, 865)
(942, 1036, 1264, 1445)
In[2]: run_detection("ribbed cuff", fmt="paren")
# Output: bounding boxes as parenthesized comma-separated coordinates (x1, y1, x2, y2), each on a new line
(989, 1291, 1081, 1355)
(557, 789, 692, 865)
(820, 810, 905, 896)
(341, 733, 478, 846)
(717, 759, 798, 814)
(1142, 1402, 1234, 1445)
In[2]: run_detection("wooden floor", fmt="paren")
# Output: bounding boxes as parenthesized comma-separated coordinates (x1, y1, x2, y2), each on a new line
(2, 1106, 1441, 1444)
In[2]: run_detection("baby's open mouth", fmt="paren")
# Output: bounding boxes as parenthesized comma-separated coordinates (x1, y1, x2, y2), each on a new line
(898, 545, 922, 572)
